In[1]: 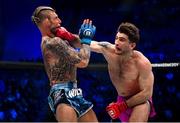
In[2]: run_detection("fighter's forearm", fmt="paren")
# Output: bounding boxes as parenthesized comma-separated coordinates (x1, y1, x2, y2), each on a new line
(126, 89, 152, 107)
(70, 34, 82, 48)
(90, 41, 113, 53)
(76, 44, 91, 67)
(79, 44, 91, 60)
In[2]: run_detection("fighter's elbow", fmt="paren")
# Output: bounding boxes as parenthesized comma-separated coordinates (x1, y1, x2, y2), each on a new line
(143, 89, 153, 100)
(76, 60, 89, 68)
(146, 92, 152, 99)
(79, 63, 88, 68)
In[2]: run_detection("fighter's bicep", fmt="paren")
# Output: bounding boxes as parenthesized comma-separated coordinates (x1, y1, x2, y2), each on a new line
(64, 47, 82, 64)
(138, 64, 154, 93)
(90, 41, 114, 53)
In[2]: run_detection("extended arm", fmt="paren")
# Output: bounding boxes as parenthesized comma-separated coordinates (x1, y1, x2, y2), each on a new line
(90, 41, 114, 53)
(79, 19, 114, 54)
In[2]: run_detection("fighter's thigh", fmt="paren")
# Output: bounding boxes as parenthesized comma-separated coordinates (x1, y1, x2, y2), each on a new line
(78, 109, 98, 122)
(56, 103, 77, 122)
(129, 101, 150, 122)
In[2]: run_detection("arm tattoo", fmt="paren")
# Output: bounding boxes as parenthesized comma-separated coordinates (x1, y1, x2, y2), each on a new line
(78, 44, 91, 61)
(44, 37, 81, 64)
(42, 37, 90, 66)
(41, 37, 81, 82)
(97, 42, 111, 49)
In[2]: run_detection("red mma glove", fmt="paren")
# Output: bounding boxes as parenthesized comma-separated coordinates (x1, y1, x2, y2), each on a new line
(54, 27, 76, 41)
(106, 101, 128, 119)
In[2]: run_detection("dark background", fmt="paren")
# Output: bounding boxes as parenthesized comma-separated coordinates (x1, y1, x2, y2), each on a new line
(0, 0, 179, 122)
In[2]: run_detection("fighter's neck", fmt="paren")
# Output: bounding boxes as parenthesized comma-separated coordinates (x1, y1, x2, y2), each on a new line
(119, 50, 134, 62)
(40, 28, 55, 38)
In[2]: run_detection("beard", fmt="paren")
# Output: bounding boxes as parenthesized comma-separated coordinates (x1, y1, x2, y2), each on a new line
(115, 46, 123, 55)
(50, 25, 60, 34)
(115, 47, 130, 55)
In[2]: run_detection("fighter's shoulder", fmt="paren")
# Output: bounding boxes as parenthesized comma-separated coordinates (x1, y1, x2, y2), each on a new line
(134, 51, 152, 70)
(42, 36, 65, 46)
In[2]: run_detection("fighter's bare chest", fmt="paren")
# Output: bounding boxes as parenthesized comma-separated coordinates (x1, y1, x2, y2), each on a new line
(108, 60, 139, 81)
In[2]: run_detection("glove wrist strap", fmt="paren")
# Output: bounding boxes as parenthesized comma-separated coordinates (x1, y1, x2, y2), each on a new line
(81, 38, 91, 45)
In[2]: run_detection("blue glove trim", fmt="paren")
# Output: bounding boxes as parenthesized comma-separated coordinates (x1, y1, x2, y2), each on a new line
(81, 38, 91, 45)
(75, 48, 80, 52)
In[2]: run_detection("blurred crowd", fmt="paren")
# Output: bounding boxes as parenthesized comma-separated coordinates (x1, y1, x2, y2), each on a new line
(0, 0, 179, 122)
(0, 66, 179, 122)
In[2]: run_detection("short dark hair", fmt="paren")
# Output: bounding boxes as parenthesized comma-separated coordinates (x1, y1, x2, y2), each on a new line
(117, 22, 140, 44)
(31, 6, 55, 25)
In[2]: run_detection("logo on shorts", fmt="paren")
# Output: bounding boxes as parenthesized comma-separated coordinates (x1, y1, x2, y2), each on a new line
(68, 88, 82, 98)
(53, 90, 64, 101)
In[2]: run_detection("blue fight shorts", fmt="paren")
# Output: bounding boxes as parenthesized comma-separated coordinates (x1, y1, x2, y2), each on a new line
(48, 81, 93, 118)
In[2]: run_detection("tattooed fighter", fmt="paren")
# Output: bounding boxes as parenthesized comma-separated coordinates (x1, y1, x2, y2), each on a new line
(31, 6, 98, 122)
(79, 20, 156, 122)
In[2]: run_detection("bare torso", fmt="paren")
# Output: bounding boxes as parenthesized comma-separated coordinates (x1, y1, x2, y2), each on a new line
(41, 36, 77, 85)
(103, 50, 144, 97)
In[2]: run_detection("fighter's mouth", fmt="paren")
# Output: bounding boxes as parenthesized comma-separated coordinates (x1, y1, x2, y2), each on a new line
(115, 46, 121, 51)
(56, 25, 61, 28)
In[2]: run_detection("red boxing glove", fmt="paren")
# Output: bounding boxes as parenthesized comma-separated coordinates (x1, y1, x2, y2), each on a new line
(106, 101, 128, 119)
(55, 27, 76, 41)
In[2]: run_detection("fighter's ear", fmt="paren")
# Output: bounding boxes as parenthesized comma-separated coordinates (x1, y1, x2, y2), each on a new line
(42, 18, 50, 25)
(130, 42, 136, 49)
